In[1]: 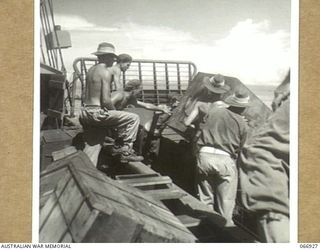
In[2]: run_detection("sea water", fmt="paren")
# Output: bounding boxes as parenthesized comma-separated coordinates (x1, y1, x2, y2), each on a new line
(247, 84, 276, 109)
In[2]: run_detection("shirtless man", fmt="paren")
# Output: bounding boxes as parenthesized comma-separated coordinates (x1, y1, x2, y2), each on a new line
(106, 54, 132, 91)
(79, 47, 142, 165)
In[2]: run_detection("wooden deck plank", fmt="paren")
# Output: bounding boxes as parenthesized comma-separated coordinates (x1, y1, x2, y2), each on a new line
(52, 146, 77, 161)
(117, 176, 172, 187)
(115, 173, 160, 180)
(142, 188, 186, 201)
(41, 129, 72, 143)
(176, 214, 201, 227)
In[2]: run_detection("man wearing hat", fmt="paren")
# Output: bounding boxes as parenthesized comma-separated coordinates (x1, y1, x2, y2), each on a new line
(92, 42, 117, 66)
(92, 42, 125, 91)
(79, 43, 142, 165)
(184, 74, 230, 126)
(185, 78, 250, 226)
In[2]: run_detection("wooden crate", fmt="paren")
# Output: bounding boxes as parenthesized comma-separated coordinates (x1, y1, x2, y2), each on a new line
(40, 151, 89, 207)
(39, 152, 196, 243)
(40, 129, 74, 171)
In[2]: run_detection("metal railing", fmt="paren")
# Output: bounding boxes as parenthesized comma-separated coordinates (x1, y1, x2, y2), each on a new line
(40, 0, 66, 73)
(70, 58, 197, 117)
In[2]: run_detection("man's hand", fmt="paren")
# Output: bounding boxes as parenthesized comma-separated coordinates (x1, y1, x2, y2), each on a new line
(158, 104, 171, 115)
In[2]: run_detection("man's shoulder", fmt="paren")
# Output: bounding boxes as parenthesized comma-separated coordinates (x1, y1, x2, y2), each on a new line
(226, 110, 247, 126)
(89, 64, 113, 77)
(88, 63, 104, 73)
(208, 106, 228, 115)
(111, 90, 124, 97)
(107, 65, 121, 74)
(212, 108, 244, 121)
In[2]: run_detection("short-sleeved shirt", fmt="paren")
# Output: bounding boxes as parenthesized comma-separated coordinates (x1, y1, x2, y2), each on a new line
(196, 107, 247, 158)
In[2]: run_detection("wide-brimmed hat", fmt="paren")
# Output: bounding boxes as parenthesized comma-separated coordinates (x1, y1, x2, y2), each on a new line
(92, 42, 116, 56)
(203, 74, 230, 94)
(224, 90, 250, 108)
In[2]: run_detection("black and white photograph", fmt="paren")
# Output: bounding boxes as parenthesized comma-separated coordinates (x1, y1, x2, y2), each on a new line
(38, 0, 296, 244)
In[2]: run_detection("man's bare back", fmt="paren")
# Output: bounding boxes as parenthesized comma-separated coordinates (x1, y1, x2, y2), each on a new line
(84, 63, 115, 110)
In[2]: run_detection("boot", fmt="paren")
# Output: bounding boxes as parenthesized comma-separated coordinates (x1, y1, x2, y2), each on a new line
(120, 151, 144, 163)
(103, 136, 115, 146)
(108, 140, 144, 163)
(109, 144, 129, 156)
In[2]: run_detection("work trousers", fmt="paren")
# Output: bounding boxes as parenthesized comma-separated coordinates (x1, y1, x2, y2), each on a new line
(257, 212, 289, 243)
(79, 106, 140, 166)
(80, 106, 139, 143)
(196, 152, 238, 226)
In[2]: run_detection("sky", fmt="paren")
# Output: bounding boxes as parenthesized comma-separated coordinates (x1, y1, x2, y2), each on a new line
(49, 0, 291, 86)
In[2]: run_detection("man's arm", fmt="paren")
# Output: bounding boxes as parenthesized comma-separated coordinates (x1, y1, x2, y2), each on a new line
(112, 67, 123, 91)
(136, 100, 171, 114)
(184, 101, 209, 126)
(101, 77, 115, 110)
(238, 122, 248, 157)
(110, 92, 124, 109)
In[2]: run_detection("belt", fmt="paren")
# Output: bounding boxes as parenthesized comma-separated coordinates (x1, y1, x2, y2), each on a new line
(199, 146, 230, 156)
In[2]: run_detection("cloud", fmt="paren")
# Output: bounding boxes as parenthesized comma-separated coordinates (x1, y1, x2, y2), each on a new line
(121, 19, 290, 85)
(54, 14, 119, 32)
(56, 15, 290, 85)
(113, 19, 290, 85)
(120, 22, 196, 43)
(200, 19, 290, 85)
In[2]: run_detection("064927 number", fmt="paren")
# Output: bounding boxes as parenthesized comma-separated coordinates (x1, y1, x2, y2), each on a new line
(300, 244, 318, 248)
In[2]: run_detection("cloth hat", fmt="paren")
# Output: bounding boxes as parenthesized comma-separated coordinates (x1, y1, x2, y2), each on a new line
(224, 90, 251, 108)
(124, 79, 141, 91)
(92, 42, 116, 56)
(203, 74, 230, 94)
